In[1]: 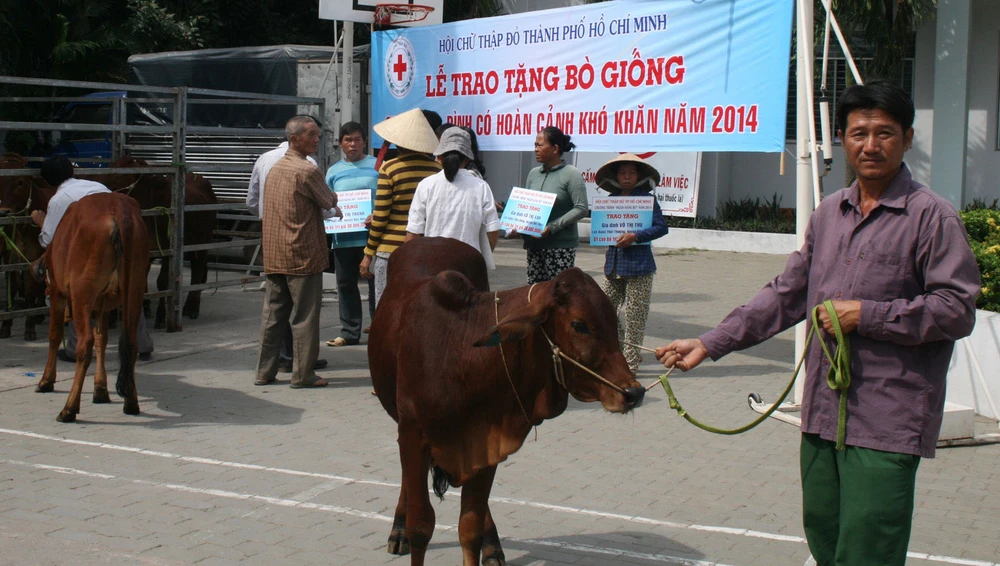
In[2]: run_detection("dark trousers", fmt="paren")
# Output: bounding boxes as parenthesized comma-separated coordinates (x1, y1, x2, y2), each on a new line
(800, 433, 920, 566)
(333, 246, 375, 341)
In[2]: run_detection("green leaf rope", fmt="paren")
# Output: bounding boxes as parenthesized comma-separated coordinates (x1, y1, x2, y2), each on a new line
(659, 300, 851, 447)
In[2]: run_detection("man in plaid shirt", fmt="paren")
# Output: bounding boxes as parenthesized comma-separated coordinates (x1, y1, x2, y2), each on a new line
(254, 116, 339, 388)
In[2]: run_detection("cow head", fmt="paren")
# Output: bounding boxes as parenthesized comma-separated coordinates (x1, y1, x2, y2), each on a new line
(476, 268, 644, 413)
(103, 155, 146, 191)
(0, 153, 31, 214)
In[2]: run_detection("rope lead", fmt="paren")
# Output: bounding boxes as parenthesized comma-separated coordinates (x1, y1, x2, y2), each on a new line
(658, 300, 851, 447)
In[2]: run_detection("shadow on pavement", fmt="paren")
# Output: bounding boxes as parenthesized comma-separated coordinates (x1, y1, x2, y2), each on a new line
(49, 371, 306, 428)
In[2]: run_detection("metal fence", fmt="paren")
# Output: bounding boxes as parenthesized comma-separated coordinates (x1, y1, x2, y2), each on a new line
(0, 75, 327, 332)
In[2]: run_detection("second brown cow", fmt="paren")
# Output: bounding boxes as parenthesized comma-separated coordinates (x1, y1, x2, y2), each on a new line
(369, 237, 644, 566)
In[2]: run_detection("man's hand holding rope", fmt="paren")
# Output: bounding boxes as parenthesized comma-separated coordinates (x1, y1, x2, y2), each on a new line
(816, 300, 861, 335)
(655, 339, 709, 371)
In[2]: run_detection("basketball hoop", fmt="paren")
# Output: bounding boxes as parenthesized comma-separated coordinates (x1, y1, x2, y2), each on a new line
(374, 3, 434, 26)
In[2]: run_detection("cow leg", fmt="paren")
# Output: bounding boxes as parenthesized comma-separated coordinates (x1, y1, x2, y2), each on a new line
(155, 261, 168, 329)
(459, 465, 500, 566)
(387, 483, 410, 555)
(398, 426, 434, 566)
(1, 272, 16, 339)
(58, 302, 95, 422)
(143, 260, 153, 319)
(481, 509, 506, 566)
(182, 251, 206, 319)
(92, 312, 111, 404)
(37, 293, 66, 393)
(22, 281, 45, 342)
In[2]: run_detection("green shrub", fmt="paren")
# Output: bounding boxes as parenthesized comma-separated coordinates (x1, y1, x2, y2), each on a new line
(960, 208, 1000, 312)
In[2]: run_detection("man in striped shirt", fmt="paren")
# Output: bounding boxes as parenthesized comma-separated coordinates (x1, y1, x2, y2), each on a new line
(360, 109, 441, 306)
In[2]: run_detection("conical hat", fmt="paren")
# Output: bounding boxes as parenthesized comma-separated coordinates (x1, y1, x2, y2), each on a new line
(373, 108, 439, 154)
(595, 153, 660, 192)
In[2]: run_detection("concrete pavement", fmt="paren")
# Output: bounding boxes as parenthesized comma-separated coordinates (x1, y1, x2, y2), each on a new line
(0, 240, 997, 565)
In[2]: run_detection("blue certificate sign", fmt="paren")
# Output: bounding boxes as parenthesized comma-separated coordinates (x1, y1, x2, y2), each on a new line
(590, 196, 654, 246)
(499, 187, 558, 238)
(324, 189, 373, 234)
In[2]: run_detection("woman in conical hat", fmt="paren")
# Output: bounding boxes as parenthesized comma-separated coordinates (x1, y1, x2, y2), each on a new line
(360, 108, 441, 306)
(595, 153, 669, 376)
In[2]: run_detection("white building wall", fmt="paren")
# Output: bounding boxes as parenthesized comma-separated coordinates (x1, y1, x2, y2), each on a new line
(964, 0, 1000, 205)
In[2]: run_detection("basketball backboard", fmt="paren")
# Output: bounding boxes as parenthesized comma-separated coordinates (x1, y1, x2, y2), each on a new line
(318, 0, 444, 26)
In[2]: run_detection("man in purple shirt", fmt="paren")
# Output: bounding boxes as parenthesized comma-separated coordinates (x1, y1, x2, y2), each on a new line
(656, 81, 980, 565)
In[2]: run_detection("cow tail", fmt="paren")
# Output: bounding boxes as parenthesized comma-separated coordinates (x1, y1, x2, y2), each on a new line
(431, 466, 450, 500)
(110, 219, 124, 260)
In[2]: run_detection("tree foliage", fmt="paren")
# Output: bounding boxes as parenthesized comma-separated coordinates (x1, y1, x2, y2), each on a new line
(824, 0, 936, 82)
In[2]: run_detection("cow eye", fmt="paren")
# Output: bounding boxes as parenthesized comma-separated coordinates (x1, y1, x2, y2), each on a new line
(571, 321, 590, 334)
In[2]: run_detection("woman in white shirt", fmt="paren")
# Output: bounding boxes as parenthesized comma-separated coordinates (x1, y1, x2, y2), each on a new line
(405, 128, 501, 263)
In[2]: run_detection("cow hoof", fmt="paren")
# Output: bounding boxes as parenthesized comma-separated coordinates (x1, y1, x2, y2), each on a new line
(93, 389, 111, 404)
(386, 536, 410, 555)
(183, 307, 199, 320)
(482, 553, 506, 566)
(35, 382, 54, 393)
(24, 329, 36, 341)
(57, 409, 77, 423)
(123, 403, 140, 416)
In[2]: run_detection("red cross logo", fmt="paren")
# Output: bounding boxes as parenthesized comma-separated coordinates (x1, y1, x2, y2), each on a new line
(393, 54, 408, 82)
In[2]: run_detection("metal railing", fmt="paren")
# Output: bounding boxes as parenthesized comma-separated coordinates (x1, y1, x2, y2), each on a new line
(0, 75, 327, 332)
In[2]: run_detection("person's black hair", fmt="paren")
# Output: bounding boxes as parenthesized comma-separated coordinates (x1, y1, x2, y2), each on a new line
(41, 156, 74, 186)
(422, 110, 443, 133)
(338, 121, 365, 141)
(836, 80, 915, 133)
(459, 126, 486, 179)
(441, 151, 465, 182)
(435, 123, 457, 137)
(540, 126, 575, 155)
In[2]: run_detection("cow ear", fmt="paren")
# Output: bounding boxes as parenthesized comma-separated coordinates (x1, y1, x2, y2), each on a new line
(473, 296, 553, 347)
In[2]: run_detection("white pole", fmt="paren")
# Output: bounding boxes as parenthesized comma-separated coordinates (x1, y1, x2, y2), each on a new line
(794, 0, 815, 405)
(341, 21, 355, 124)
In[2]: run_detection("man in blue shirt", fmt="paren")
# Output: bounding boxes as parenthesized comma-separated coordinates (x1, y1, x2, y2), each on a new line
(324, 122, 378, 347)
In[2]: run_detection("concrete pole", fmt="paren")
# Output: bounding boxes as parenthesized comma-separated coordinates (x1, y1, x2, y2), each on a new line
(794, 0, 814, 404)
(341, 21, 354, 125)
(929, 0, 971, 208)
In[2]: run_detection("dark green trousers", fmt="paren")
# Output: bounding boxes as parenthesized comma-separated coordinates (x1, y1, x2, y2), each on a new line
(800, 433, 920, 566)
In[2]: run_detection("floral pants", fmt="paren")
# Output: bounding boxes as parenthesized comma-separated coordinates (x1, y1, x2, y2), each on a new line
(526, 248, 576, 284)
(601, 273, 655, 374)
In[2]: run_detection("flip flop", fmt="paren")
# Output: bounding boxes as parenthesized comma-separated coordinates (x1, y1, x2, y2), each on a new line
(254, 377, 276, 386)
(326, 337, 359, 347)
(290, 378, 329, 389)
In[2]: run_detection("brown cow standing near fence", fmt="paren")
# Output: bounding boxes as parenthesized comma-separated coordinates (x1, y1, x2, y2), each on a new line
(105, 155, 217, 329)
(369, 237, 645, 566)
(32, 158, 149, 422)
(0, 152, 54, 341)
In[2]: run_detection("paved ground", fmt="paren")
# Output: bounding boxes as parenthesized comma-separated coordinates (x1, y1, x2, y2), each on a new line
(0, 241, 997, 566)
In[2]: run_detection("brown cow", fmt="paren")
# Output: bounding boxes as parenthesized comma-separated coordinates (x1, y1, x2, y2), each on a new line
(0, 153, 54, 340)
(369, 237, 645, 566)
(35, 192, 149, 423)
(104, 155, 217, 329)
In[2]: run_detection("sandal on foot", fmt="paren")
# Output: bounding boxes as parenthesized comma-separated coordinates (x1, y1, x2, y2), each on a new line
(326, 337, 359, 347)
(290, 378, 329, 389)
